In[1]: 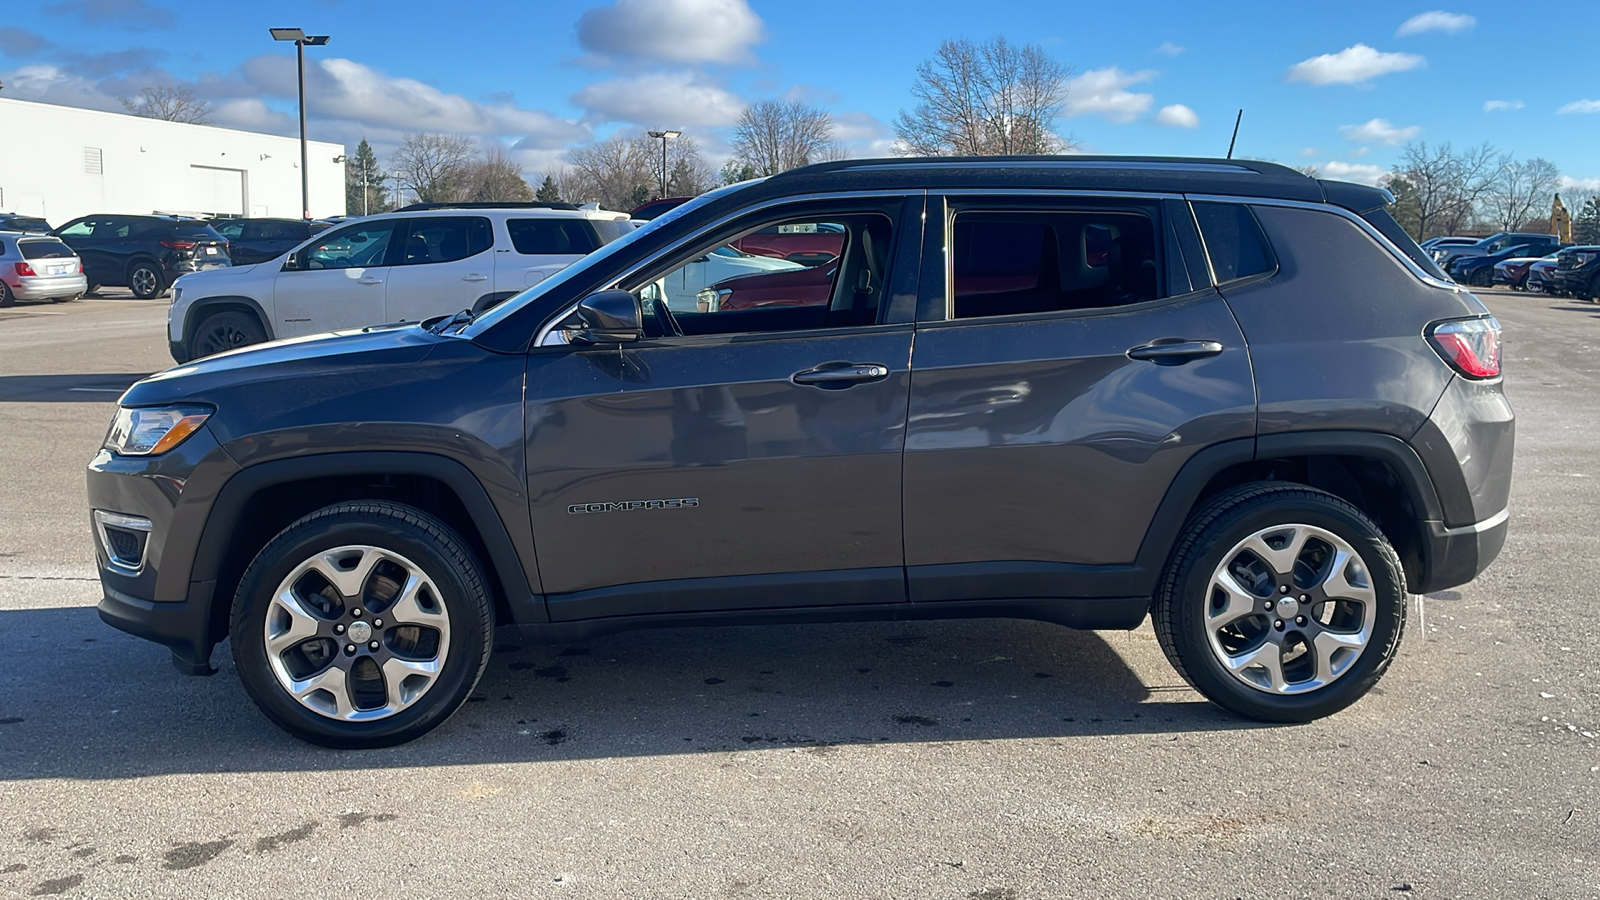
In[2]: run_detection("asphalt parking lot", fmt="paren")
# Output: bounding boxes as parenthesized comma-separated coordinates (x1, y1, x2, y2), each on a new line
(0, 289, 1595, 899)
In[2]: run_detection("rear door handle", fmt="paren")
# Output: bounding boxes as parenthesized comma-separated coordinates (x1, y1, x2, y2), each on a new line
(463, 273, 488, 282)
(1126, 339, 1225, 365)
(792, 362, 891, 387)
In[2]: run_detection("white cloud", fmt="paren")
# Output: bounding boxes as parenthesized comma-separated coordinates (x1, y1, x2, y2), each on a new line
(1558, 99, 1600, 115)
(1396, 11, 1476, 36)
(1155, 41, 1184, 56)
(1483, 100, 1524, 112)
(1320, 161, 1388, 186)
(1338, 117, 1419, 145)
(1559, 176, 1600, 194)
(572, 71, 746, 128)
(1153, 104, 1199, 128)
(1349, 146, 1371, 157)
(576, 0, 765, 66)
(831, 111, 889, 143)
(1063, 67, 1155, 123)
(1286, 44, 1424, 86)
(1300, 147, 1318, 157)
(207, 97, 292, 133)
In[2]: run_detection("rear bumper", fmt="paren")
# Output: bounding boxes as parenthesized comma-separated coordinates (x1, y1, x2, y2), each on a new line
(8, 274, 87, 299)
(1415, 508, 1508, 593)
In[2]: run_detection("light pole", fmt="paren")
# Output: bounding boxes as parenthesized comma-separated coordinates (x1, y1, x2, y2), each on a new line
(647, 130, 680, 198)
(270, 28, 330, 220)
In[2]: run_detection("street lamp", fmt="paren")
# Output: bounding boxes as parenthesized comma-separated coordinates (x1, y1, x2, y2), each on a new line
(270, 28, 330, 220)
(647, 130, 681, 198)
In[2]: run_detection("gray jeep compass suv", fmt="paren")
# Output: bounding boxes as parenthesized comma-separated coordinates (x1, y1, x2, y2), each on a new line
(88, 157, 1514, 747)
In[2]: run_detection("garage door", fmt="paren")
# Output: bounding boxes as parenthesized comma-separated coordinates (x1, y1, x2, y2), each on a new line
(189, 166, 245, 216)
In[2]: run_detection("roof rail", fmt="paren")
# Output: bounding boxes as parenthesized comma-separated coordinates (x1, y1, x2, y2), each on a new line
(396, 201, 582, 212)
(774, 155, 1310, 181)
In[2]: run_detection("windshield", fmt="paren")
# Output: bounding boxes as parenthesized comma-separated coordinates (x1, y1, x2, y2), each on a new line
(461, 179, 764, 337)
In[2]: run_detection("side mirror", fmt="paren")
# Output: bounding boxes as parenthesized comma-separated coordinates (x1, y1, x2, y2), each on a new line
(569, 289, 642, 344)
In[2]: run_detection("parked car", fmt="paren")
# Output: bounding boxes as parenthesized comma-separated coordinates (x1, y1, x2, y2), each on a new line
(1525, 255, 1562, 294)
(167, 204, 632, 362)
(1419, 236, 1478, 251)
(1446, 238, 1564, 287)
(0, 232, 86, 306)
(654, 244, 805, 311)
(1431, 232, 1559, 269)
(1491, 255, 1545, 289)
(730, 220, 847, 266)
(51, 214, 230, 299)
(89, 156, 1514, 748)
(1552, 245, 1600, 300)
(209, 218, 315, 266)
(0, 213, 54, 233)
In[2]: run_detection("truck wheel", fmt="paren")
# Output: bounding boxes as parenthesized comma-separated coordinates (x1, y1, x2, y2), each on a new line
(1152, 483, 1406, 723)
(230, 501, 493, 748)
(188, 310, 266, 359)
(128, 261, 166, 299)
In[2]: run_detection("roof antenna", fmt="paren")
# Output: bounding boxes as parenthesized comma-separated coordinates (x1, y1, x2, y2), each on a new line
(1226, 110, 1243, 159)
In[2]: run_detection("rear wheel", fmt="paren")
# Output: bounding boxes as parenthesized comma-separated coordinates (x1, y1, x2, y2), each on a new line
(230, 501, 493, 748)
(128, 261, 165, 299)
(0, 283, 13, 307)
(1153, 483, 1406, 723)
(188, 310, 266, 359)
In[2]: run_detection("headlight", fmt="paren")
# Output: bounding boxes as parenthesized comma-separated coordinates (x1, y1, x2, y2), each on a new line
(172, 286, 183, 305)
(104, 406, 211, 456)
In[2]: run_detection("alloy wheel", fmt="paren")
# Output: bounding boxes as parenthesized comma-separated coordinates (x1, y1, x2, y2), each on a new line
(197, 323, 255, 356)
(264, 545, 451, 721)
(1203, 524, 1377, 695)
(130, 266, 160, 297)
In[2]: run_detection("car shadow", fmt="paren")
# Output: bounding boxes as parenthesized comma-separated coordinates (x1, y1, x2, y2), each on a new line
(0, 606, 1265, 780)
(0, 374, 148, 403)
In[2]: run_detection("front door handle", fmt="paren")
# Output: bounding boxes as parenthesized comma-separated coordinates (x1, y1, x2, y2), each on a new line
(356, 276, 384, 286)
(1126, 338, 1225, 365)
(462, 273, 488, 282)
(792, 362, 891, 388)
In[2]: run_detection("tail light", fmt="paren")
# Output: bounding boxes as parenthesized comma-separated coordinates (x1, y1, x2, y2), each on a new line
(1428, 317, 1501, 379)
(160, 239, 196, 250)
(14, 261, 37, 277)
(77, 260, 84, 274)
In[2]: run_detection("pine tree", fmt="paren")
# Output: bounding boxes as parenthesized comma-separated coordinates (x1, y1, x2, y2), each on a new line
(1574, 196, 1600, 245)
(535, 174, 561, 203)
(344, 139, 392, 216)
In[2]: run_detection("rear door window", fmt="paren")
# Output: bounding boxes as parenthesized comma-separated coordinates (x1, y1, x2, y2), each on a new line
(395, 216, 493, 265)
(1192, 202, 1275, 284)
(507, 218, 602, 255)
(949, 208, 1166, 319)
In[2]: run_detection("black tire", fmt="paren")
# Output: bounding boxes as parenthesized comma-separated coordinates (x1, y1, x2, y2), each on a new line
(188, 310, 267, 359)
(0, 282, 13, 307)
(127, 261, 165, 299)
(85, 284, 100, 297)
(230, 501, 493, 748)
(1152, 482, 1406, 723)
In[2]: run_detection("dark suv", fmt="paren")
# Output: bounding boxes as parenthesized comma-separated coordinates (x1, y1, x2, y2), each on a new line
(1552, 245, 1600, 300)
(88, 157, 1515, 748)
(53, 214, 230, 298)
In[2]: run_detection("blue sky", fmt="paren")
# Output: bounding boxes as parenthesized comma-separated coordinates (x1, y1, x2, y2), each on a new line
(2, 0, 1596, 192)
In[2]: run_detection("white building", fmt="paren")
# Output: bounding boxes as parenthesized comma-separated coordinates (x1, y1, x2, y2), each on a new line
(0, 97, 345, 224)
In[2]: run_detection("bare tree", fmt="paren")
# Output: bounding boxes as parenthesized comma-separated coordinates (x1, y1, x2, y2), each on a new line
(390, 133, 478, 204)
(1390, 141, 1505, 239)
(731, 100, 838, 176)
(464, 146, 533, 202)
(119, 86, 210, 124)
(567, 133, 714, 211)
(894, 36, 1074, 156)
(1485, 157, 1562, 233)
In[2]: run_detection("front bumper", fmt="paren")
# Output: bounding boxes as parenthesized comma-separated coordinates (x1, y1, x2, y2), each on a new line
(1554, 270, 1595, 293)
(8, 273, 88, 300)
(87, 426, 240, 673)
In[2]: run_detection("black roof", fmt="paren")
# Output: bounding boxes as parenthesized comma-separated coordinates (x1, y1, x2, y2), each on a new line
(742, 155, 1391, 213)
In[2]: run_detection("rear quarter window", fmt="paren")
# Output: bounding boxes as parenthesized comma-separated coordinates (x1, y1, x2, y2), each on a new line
(507, 219, 602, 255)
(1192, 202, 1274, 283)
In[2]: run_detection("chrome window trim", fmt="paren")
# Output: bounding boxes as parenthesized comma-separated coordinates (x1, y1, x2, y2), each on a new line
(534, 189, 925, 348)
(1184, 193, 1462, 292)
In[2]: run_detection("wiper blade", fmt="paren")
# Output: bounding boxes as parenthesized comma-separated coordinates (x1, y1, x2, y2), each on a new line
(428, 308, 475, 335)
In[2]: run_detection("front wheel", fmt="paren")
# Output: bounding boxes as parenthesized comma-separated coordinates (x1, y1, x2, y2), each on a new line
(1153, 483, 1406, 723)
(128, 261, 165, 299)
(230, 501, 494, 748)
(188, 310, 266, 359)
